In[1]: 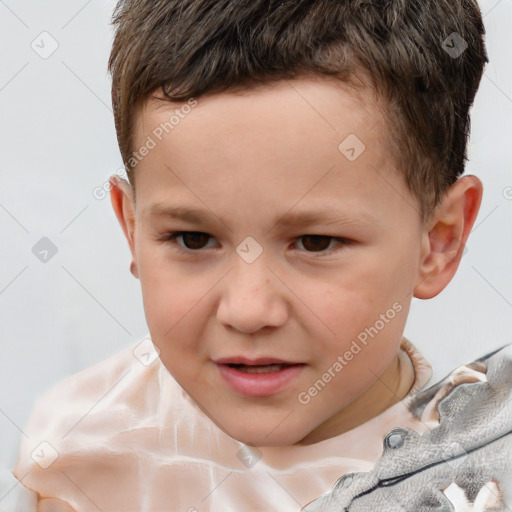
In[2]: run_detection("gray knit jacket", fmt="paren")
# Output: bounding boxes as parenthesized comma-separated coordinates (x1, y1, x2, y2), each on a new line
(302, 343, 512, 512)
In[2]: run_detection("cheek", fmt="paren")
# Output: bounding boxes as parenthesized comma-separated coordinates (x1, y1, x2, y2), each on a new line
(362, 238, 421, 307)
(314, 273, 409, 358)
(313, 270, 393, 335)
(136, 246, 206, 345)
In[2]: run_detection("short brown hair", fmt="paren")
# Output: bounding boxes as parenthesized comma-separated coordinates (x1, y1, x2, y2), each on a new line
(109, 0, 488, 221)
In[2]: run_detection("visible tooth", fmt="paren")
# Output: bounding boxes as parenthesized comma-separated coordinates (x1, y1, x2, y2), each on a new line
(237, 364, 285, 374)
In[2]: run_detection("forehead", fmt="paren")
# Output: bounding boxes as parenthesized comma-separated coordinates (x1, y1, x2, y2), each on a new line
(130, 76, 415, 225)
(142, 74, 378, 129)
(133, 76, 387, 173)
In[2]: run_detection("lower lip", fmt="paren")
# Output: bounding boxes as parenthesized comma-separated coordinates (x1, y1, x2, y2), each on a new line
(216, 363, 305, 397)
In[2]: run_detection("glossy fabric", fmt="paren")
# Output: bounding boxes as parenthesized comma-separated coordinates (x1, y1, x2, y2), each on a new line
(12, 336, 437, 511)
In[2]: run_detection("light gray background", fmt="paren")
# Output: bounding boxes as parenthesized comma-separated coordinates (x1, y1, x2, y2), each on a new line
(0, 0, 511, 470)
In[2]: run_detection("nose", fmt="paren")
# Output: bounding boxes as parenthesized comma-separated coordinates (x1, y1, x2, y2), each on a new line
(216, 257, 288, 334)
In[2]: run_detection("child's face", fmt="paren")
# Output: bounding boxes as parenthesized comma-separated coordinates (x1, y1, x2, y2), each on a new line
(119, 77, 429, 446)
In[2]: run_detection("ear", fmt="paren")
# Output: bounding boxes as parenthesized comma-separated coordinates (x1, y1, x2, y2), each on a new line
(414, 175, 483, 299)
(109, 175, 139, 279)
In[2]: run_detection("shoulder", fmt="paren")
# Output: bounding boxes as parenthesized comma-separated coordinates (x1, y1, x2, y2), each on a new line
(11, 335, 188, 508)
(407, 342, 512, 424)
(14, 336, 163, 466)
(33, 335, 157, 414)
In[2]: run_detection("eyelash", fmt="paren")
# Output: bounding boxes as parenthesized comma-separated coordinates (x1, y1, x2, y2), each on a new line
(157, 231, 352, 257)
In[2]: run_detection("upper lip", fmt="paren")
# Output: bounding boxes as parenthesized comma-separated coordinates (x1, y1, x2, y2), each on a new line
(214, 356, 302, 365)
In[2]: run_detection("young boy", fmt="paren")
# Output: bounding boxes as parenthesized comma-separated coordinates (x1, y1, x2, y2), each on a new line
(10, 0, 512, 511)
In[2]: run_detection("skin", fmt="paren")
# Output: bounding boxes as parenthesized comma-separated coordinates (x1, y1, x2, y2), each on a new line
(107, 75, 483, 449)
(39, 75, 483, 511)
(104, 77, 482, 452)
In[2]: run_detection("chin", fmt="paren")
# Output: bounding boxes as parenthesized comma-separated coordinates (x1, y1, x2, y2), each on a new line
(223, 422, 309, 448)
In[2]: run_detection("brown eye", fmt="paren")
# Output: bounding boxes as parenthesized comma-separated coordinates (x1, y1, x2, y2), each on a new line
(298, 235, 335, 252)
(179, 232, 211, 250)
(159, 231, 215, 252)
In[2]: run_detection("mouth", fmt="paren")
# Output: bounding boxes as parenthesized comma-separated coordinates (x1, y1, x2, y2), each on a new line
(214, 356, 302, 366)
(213, 357, 305, 397)
(224, 363, 295, 374)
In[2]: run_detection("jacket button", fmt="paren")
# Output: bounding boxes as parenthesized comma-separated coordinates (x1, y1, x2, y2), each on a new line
(385, 431, 404, 449)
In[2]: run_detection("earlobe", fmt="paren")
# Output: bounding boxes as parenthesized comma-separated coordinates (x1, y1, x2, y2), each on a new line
(414, 175, 483, 299)
(130, 260, 139, 279)
(109, 175, 139, 279)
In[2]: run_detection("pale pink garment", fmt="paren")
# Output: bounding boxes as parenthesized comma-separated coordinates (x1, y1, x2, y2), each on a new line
(12, 336, 434, 512)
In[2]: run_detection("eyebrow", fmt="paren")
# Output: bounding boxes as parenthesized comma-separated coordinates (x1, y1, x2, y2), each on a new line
(146, 204, 380, 229)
